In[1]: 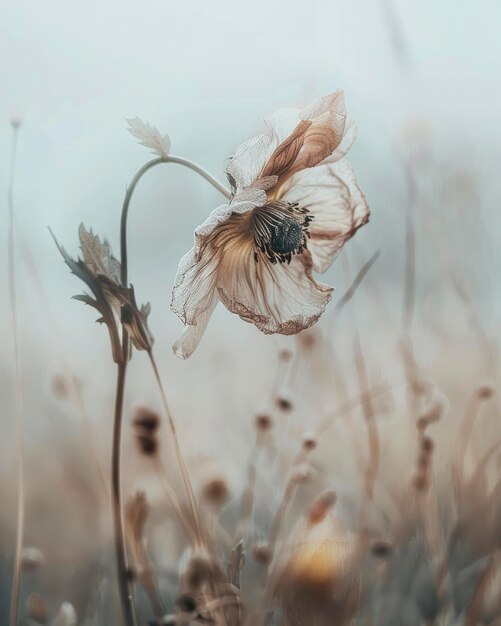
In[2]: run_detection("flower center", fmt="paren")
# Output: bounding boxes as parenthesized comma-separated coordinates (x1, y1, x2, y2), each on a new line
(251, 201, 312, 264)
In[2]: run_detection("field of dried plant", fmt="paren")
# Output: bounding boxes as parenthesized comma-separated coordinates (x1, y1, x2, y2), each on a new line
(1, 2, 500, 626)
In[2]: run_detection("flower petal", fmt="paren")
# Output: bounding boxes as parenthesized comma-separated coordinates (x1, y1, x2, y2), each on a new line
(171, 247, 218, 326)
(279, 159, 369, 273)
(226, 108, 302, 193)
(225, 91, 356, 194)
(189, 193, 265, 257)
(225, 132, 275, 192)
(283, 90, 353, 180)
(171, 194, 266, 356)
(216, 240, 333, 335)
(173, 293, 218, 359)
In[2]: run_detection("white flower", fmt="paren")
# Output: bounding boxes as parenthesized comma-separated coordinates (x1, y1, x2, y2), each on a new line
(171, 90, 369, 358)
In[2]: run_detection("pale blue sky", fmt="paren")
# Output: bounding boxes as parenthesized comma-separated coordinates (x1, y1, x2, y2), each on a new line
(0, 0, 499, 379)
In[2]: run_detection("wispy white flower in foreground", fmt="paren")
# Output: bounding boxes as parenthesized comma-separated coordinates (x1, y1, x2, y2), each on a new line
(171, 90, 369, 358)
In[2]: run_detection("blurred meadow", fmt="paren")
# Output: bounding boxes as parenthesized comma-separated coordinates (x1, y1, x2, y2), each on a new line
(0, 1, 500, 624)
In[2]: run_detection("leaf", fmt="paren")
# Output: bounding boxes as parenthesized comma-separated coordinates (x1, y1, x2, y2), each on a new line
(126, 117, 170, 158)
(50, 227, 123, 363)
(78, 224, 121, 284)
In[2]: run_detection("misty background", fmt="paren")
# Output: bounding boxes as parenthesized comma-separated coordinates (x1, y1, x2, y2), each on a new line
(0, 0, 500, 459)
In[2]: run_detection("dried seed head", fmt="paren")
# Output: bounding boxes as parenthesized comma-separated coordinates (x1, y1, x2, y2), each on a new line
(421, 436, 434, 454)
(27, 593, 49, 624)
(412, 472, 428, 492)
(255, 413, 274, 432)
(176, 593, 197, 613)
(133, 406, 160, 432)
(290, 463, 314, 484)
(477, 382, 495, 400)
(307, 490, 337, 525)
(278, 348, 293, 362)
(182, 552, 223, 591)
(10, 113, 22, 128)
(53, 602, 78, 626)
(132, 407, 160, 456)
(276, 393, 294, 412)
(301, 431, 318, 451)
(201, 477, 230, 508)
(252, 541, 273, 565)
(297, 329, 318, 350)
(21, 546, 45, 571)
(136, 433, 158, 456)
(371, 540, 393, 559)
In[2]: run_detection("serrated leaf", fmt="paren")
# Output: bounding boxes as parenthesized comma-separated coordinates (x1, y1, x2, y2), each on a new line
(78, 224, 121, 283)
(126, 117, 170, 158)
(72, 293, 97, 307)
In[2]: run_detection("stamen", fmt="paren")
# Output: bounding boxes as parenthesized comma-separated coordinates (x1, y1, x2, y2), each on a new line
(251, 201, 312, 264)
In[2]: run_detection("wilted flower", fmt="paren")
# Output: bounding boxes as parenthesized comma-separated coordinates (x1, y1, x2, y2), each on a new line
(171, 90, 369, 358)
(52, 224, 154, 362)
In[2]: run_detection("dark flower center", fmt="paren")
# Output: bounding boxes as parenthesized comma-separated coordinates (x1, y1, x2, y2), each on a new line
(251, 201, 312, 264)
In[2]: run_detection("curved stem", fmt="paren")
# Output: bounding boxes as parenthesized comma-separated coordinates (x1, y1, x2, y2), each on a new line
(120, 155, 231, 286)
(111, 335, 137, 626)
(8, 124, 25, 626)
(110, 155, 228, 622)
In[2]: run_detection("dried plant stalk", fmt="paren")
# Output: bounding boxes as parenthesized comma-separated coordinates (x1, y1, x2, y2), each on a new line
(7, 122, 25, 626)
(111, 342, 138, 626)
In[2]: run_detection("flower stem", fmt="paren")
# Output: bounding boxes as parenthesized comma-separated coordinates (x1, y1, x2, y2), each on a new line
(111, 334, 137, 626)
(110, 155, 228, 622)
(7, 123, 25, 626)
(120, 155, 231, 286)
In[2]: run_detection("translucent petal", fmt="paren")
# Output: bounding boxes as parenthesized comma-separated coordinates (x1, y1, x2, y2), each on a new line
(279, 159, 369, 273)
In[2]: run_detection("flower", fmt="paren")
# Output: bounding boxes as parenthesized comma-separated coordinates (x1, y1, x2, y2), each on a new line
(171, 90, 369, 358)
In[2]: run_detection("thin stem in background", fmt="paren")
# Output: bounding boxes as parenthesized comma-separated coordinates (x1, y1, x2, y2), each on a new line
(7, 122, 25, 626)
(353, 333, 380, 505)
(332, 249, 382, 317)
(148, 350, 203, 545)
